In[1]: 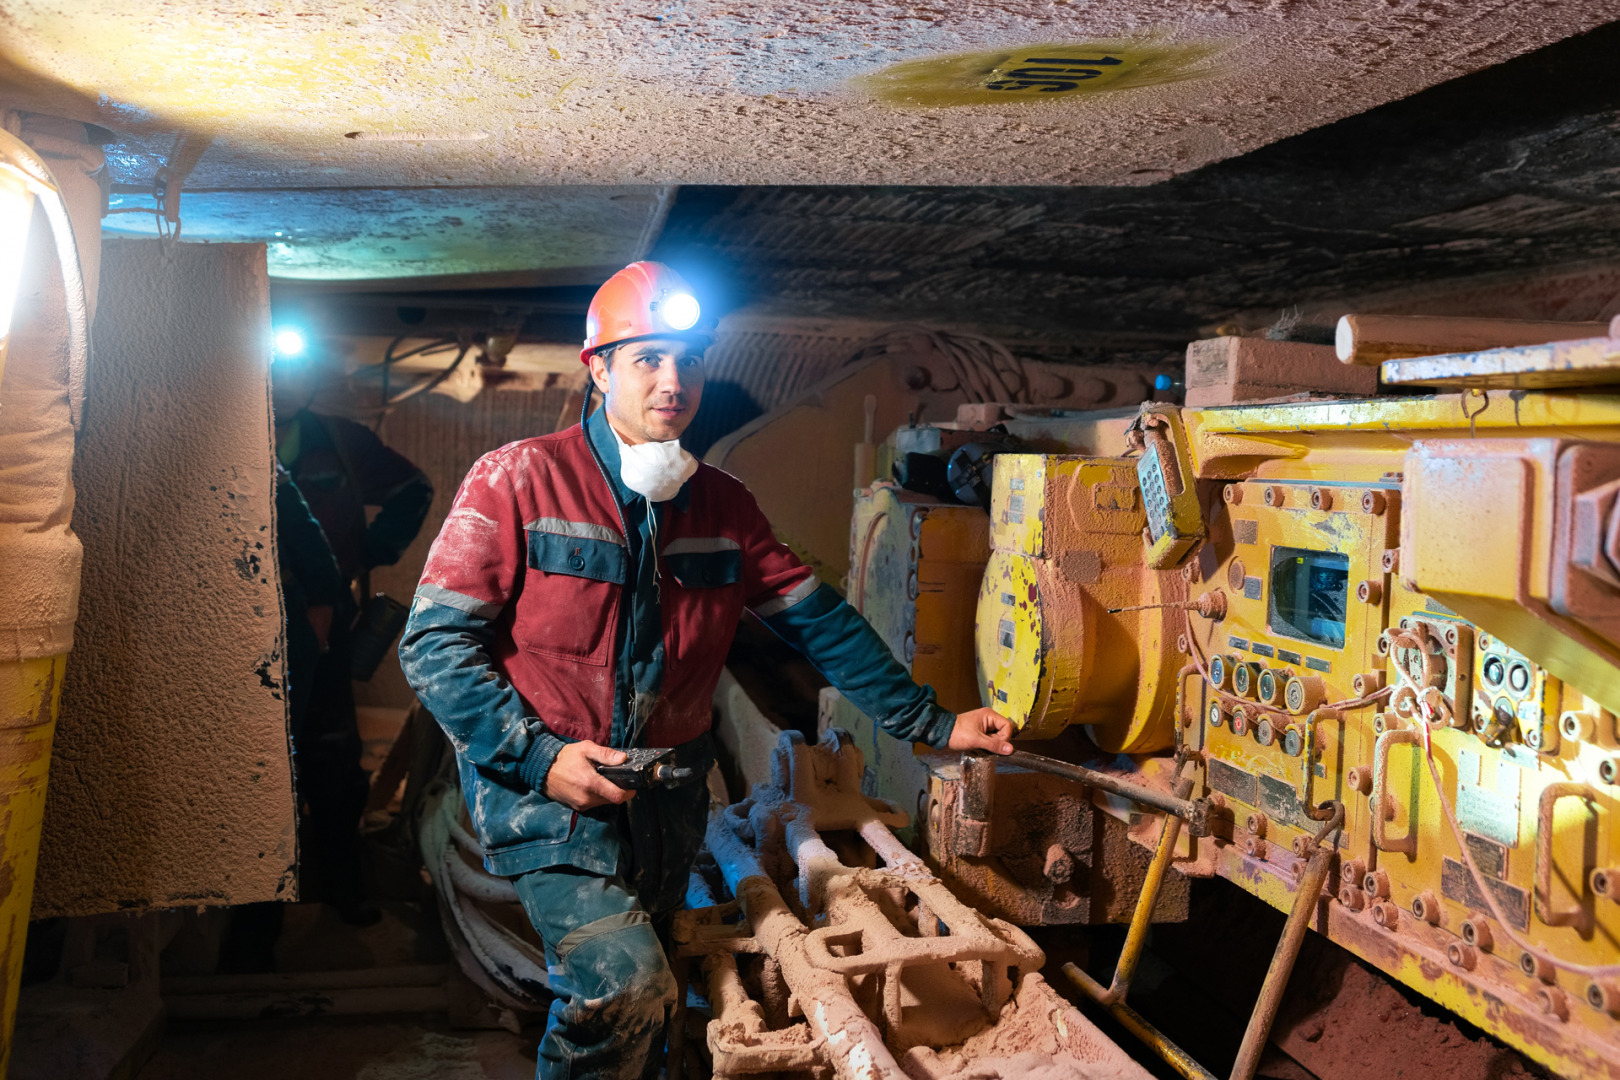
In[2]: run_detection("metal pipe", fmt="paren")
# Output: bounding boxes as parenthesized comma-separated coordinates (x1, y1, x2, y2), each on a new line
(1106, 779, 1193, 1004)
(999, 750, 1210, 832)
(1297, 709, 1342, 820)
(1061, 963, 1217, 1080)
(1174, 662, 1199, 757)
(1228, 845, 1334, 1080)
(707, 809, 910, 1080)
(1370, 728, 1419, 854)
(1534, 783, 1591, 929)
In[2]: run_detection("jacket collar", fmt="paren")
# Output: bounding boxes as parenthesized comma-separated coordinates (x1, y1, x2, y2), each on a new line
(585, 406, 692, 512)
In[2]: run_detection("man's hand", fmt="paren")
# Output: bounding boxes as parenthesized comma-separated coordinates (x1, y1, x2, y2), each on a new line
(946, 707, 1015, 755)
(543, 741, 638, 811)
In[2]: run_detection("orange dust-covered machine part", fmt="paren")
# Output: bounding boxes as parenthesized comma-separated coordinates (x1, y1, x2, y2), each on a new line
(579, 260, 706, 363)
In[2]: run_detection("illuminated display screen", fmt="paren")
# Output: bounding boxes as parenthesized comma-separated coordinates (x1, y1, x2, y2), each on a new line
(1268, 547, 1349, 648)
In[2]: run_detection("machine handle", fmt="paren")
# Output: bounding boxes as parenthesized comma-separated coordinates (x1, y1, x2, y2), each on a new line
(1535, 782, 1592, 930)
(1371, 728, 1419, 854)
(1297, 709, 1343, 822)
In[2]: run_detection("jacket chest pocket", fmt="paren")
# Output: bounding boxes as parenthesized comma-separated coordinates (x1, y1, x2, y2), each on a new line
(663, 540, 743, 662)
(665, 549, 741, 590)
(518, 527, 626, 666)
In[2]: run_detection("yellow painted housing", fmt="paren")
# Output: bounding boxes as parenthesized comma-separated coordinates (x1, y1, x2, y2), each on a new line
(954, 391, 1620, 1079)
(975, 453, 1183, 751)
(850, 484, 989, 715)
(0, 655, 63, 1076)
(1172, 393, 1620, 1080)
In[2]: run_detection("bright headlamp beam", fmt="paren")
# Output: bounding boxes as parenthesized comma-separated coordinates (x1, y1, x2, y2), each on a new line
(661, 292, 700, 332)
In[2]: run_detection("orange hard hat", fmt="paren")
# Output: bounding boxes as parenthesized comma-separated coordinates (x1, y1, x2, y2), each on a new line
(579, 261, 709, 364)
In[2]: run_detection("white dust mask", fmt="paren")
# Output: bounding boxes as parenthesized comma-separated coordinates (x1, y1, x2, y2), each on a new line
(610, 422, 697, 503)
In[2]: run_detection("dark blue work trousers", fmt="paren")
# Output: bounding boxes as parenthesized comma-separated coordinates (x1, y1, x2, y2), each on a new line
(510, 744, 711, 1080)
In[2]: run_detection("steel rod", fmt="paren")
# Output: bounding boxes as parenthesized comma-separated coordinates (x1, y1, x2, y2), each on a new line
(1062, 963, 1218, 1080)
(1000, 750, 1201, 822)
(1228, 845, 1334, 1080)
(1108, 794, 1189, 1003)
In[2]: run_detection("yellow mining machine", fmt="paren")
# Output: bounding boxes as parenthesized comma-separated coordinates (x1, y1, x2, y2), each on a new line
(837, 321, 1620, 1080)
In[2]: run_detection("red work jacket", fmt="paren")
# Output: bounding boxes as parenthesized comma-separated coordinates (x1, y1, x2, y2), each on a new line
(414, 422, 816, 749)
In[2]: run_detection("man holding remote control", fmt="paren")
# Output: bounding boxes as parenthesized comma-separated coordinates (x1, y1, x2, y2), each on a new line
(400, 261, 1013, 1080)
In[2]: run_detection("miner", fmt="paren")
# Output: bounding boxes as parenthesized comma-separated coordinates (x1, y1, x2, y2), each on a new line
(399, 261, 1014, 1079)
(273, 344, 434, 927)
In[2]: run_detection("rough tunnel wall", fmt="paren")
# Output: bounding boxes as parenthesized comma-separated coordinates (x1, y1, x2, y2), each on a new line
(33, 240, 296, 917)
(352, 382, 579, 711)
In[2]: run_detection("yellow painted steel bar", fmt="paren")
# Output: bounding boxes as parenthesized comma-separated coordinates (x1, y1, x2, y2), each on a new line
(1192, 391, 1620, 435)
(1061, 962, 1218, 1080)
(0, 655, 64, 1076)
(1062, 771, 1211, 1080)
(1107, 796, 1188, 1003)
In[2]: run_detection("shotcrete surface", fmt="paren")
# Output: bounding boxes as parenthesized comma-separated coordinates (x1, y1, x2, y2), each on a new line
(33, 239, 297, 917)
(1, 2, 1617, 187)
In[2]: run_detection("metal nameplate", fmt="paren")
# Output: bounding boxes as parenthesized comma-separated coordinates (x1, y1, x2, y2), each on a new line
(1259, 773, 1312, 831)
(1250, 642, 1274, 658)
(1464, 833, 1508, 879)
(1305, 656, 1332, 673)
(1456, 785, 1520, 848)
(1208, 759, 1258, 807)
(1234, 519, 1259, 545)
(1441, 857, 1529, 930)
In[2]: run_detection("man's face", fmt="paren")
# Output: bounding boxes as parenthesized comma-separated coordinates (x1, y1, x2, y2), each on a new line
(270, 359, 319, 421)
(590, 337, 705, 445)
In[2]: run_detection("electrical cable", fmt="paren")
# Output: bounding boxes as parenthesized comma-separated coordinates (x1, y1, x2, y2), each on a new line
(380, 343, 469, 407)
(1180, 606, 1391, 730)
(0, 128, 91, 429)
(1178, 550, 1614, 977)
(361, 333, 470, 431)
(1391, 655, 1620, 978)
(1185, 598, 1619, 976)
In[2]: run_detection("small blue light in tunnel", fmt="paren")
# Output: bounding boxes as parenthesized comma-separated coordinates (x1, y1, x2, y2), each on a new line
(272, 327, 307, 359)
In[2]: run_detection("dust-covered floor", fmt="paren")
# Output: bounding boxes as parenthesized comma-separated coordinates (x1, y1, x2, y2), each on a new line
(135, 897, 538, 1080)
(136, 1018, 536, 1080)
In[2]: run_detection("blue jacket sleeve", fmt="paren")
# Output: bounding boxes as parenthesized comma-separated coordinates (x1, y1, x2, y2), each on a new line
(761, 583, 957, 748)
(397, 456, 566, 795)
(399, 601, 567, 793)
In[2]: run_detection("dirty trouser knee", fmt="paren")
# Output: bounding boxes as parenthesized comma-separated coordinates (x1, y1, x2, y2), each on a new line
(512, 866, 678, 1080)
